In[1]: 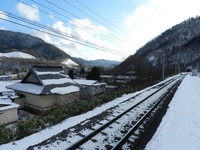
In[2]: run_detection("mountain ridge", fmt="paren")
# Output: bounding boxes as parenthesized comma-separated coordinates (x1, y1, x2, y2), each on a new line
(0, 30, 70, 61)
(113, 16, 200, 79)
(0, 30, 120, 69)
(74, 57, 120, 68)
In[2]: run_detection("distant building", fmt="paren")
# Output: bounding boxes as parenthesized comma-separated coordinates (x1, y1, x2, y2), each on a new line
(0, 75, 9, 81)
(191, 69, 198, 76)
(0, 101, 19, 125)
(7, 66, 80, 114)
(74, 79, 106, 100)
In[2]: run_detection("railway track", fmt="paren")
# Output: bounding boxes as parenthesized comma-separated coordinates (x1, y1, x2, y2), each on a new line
(27, 75, 185, 150)
(65, 75, 185, 150)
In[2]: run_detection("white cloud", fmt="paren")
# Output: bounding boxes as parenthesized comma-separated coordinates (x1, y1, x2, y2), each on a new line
(124, 0, 200, 54)
(69, 18, 108, 44)
(0, 10, 8, 20)
(0, 27, 5, 30)
(70, 18, 108, 35)
(49, 19, 121, 60)
(53, 21, 71, 34)
(52, 21, 82, 52)
(31, 29, 52, 43)
(16, 2, 40, 21)
(29, 18, 129, 61)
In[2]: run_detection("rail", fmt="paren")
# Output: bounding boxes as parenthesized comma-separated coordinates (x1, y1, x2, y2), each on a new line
(66, 75, 184, 150)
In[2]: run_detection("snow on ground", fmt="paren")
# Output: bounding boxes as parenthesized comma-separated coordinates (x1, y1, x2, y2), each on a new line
(0, 52, 35, 59)
(1, 74, 199, 150)
(0, 80, 19, 92)
(61, 59, 79, 67)
(0, 76, 177, 150)
(146, 74, 200, 150)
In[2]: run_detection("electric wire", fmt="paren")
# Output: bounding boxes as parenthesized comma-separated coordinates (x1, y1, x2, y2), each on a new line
(31, 0, 124, 43)
(17, 0, 123, 46)
(0, 17, 123, 56)
(0, 11, 127, 56)
(48, 0, 128, 39)
(75, 0, 130, 38)
(3, 11, 113, 52)
(1, 0, 131, 57)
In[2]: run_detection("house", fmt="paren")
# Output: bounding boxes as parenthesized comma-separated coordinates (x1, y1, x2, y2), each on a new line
(191, 69, 198, 76)
(74, 79, 106, 100)
(7, 66, 80, 114)
(0, 101, 19, 125)
(0, 75, 9, 81)
(0, 80, 19, 124)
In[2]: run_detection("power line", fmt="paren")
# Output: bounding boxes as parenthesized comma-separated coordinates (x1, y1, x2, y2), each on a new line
(0, 16, 124, 56)
(17, 0, 123, 46)
(46, 0, 128, 40)
(75, 0, 130, 38)
(4, 11, 111, 51)
(0, 11, 127, 57)
(52, 0, 129, 40)
(31, 0, 124, 43)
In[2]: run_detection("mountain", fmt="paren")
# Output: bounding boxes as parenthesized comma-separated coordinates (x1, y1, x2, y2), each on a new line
(113, 16, 200, 78)
(74, 58, 120, 68)
(0, 30, 70, 61)
(0, 30, 82, 61)
(0, 30, 80, 69)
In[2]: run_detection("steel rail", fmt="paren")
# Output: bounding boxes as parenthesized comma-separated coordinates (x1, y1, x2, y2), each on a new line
(111, 76, 184, 149)
(66, 75, 183, 150)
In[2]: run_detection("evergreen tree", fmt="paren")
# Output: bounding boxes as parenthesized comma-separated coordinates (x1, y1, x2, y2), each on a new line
(68, 69, 74, 79)
(86, 66, 101, 81)
(80, 68, 85, 75)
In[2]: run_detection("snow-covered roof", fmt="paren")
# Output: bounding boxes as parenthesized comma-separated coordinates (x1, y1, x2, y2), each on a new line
(3, 74, 199, 150)
(74, 79, 106, 86)
(51, 85, 80, 95)
(74, 79, 97, 86)
(42, 78, 74, 85)
(7, 66, 79, 95)
(0, 80, 19, 93)
(0, 99, 19, 111)
(7, 83, 43, 95)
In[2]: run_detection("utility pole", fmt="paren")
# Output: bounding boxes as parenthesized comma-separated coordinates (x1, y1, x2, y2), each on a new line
(162, 51, 165, 80)
(158, 49, 165, 80)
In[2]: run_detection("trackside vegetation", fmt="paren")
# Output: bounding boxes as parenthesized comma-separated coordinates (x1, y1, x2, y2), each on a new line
(0, 79, 160, 144)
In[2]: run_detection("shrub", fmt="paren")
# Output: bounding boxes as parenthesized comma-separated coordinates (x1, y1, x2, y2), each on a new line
(0, 125, 14, 144)
(46, 106, 68, 125)
(0, 87, 137, 144)
(15, 117, 44, 140)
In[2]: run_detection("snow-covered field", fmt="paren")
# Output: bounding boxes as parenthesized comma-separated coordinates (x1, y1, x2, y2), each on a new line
(146, 74, 200, 150)
(0, 52, 35, 59)
(1, 74, 200, 150)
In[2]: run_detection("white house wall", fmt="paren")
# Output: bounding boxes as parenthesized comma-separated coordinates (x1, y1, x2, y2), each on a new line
(23, 92, 80, 112)
(80, 84, 106, 100)
(13, 97, 26, 109)
(57, 92, 80, 105)
(24, 93, 57, 110)
(0, 108, 18, 125)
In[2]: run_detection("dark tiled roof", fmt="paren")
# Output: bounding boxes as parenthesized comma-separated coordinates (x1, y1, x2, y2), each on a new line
(8, 66, 79, 95)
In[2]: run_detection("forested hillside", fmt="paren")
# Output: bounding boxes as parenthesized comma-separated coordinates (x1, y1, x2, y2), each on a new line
(113, 16, 200, 80)
(0, 30, 70, 61)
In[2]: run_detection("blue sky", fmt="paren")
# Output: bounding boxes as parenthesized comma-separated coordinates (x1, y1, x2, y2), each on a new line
(1, 0, 200, 61)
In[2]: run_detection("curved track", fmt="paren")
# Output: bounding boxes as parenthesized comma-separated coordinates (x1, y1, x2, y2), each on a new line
(66, 75, 184, 150)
